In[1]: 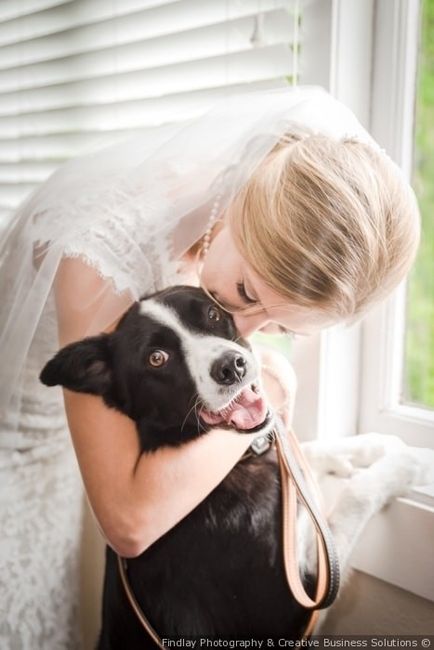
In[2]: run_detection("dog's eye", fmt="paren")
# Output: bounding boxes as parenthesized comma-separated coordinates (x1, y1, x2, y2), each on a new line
(148, 350, 169, 368)
(208, 306, 221, 322)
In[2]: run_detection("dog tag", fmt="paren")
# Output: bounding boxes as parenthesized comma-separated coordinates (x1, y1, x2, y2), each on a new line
(250, 434, 272, 456)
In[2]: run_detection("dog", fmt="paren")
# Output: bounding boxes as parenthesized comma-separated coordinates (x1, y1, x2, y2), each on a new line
(39, 285, 428, 647)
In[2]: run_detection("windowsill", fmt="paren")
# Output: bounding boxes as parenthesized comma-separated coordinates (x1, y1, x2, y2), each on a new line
(410, 484, 434, 507)
(350, 492, 434, 603)
(347, 441, 434, 602)
(407, 445, 434, 506)
(292, 330, 434, 603)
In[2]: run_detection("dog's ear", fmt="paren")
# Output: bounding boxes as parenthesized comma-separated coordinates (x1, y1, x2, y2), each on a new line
(39, 334, 113, 396)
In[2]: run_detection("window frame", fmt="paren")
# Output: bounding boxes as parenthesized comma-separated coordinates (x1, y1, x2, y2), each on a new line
(354, 0, 434, 600)
(359, 0, 434, 446)
(292, 0, 434, 602)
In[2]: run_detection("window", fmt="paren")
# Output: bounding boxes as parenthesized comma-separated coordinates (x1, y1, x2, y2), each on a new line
(282, 0, 434, 602)
(359, 0, 434, 450)
(403, 0, 434, 410)
(352, 0, 434, 602)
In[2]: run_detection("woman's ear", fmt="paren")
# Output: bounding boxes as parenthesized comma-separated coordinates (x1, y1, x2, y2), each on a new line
(39, 334, 113, 396)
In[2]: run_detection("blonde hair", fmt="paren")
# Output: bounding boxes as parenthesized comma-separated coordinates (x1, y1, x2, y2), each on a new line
(228, 129, 421, 322)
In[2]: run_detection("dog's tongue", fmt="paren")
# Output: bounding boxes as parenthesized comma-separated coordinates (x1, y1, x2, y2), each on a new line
(201, 385, 268, 431)
(228, 386, 268, 429)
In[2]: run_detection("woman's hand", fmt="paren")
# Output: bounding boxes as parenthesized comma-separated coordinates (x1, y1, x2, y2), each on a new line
(253, 344, 297, 430)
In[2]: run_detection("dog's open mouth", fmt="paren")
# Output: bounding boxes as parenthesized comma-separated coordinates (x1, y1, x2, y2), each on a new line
(199, 383, 268, 431)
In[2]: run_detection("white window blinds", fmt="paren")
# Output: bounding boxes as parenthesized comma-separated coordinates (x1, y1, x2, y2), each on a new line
(0, 0, 303, 220)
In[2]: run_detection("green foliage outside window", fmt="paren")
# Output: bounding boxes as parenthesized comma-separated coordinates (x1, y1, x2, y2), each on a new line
(404, 0, 434, 409)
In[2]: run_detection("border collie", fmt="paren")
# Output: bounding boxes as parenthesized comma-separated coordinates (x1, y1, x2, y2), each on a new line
(40, 286, 428, 647)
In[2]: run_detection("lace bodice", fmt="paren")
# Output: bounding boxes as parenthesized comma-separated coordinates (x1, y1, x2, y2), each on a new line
(1, 164, 200, 456)
(0, 177, 200, 649)
(31, 166, 185, 298)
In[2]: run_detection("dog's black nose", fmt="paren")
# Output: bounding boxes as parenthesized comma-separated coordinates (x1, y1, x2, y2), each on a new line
(211, 352, 247, 385)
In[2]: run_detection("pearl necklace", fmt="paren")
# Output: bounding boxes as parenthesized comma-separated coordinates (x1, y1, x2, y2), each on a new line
(200, 192, 223, 259)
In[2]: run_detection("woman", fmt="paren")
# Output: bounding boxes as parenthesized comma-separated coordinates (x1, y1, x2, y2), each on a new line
(0, 86, 420, 648)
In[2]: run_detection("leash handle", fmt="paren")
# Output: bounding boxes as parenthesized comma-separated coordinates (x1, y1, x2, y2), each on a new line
(273, 416, 340, 610)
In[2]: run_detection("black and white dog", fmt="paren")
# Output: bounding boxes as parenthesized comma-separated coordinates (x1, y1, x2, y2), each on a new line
(40, 286, 429, 647)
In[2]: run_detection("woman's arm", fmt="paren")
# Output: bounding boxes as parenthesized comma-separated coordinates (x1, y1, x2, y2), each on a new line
(54, 257, 259, 557)
(64, 348, 295, 558)
(64, 389, 257, 557)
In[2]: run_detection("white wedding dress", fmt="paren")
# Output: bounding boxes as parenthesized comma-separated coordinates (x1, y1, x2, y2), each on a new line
(0, 116, 207, 650)
(0, 86, 386, 649)
(0, 153, 198, 649)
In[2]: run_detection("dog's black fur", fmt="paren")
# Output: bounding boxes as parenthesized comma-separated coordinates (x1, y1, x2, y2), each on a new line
(40, 286, 315, 647)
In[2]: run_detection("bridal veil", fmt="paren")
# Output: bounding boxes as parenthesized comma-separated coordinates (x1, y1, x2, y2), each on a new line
(0, 85, 384, 433)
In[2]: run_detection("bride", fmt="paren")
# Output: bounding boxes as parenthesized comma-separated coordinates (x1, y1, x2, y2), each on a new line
(0, 86, 421, 648)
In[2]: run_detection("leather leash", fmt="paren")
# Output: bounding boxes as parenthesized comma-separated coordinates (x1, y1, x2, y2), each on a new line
(273, 416, 340, 609)
(117, 416, 340, 646)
